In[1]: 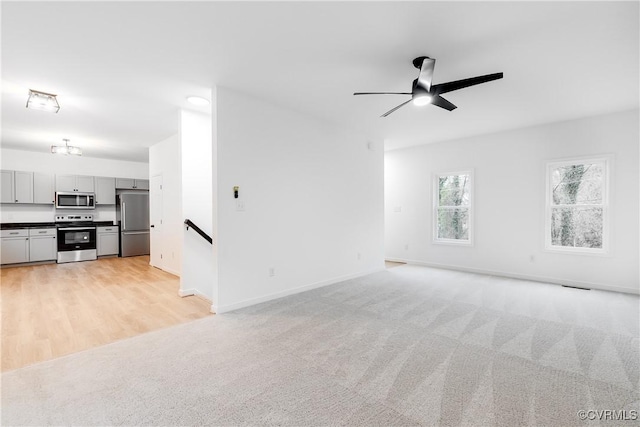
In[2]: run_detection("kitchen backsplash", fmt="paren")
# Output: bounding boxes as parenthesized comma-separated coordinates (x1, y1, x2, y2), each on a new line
(1, 204, 117, 224)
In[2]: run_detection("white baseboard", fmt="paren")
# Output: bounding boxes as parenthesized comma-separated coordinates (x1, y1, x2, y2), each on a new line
(215, 267, 385, 314)
(386, 258, 639, 295)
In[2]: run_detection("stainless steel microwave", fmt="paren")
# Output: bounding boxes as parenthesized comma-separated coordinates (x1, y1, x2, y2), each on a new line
(55, 192, 95, 209)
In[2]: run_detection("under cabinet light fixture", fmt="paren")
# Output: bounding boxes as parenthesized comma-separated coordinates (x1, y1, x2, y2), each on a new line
(26, 89, 60, 113)
(51, 139, 82, 156)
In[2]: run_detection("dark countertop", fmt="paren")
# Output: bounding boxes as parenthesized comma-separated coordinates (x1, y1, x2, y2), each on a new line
(1, 221, 118, 230)
(1, 222, 57, 229)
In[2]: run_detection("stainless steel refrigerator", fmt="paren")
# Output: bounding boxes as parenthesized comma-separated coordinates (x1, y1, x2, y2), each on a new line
(117, 192, 150, 257)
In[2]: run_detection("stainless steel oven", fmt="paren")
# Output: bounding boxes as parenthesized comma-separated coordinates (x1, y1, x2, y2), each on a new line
(55, 214, 97, 263)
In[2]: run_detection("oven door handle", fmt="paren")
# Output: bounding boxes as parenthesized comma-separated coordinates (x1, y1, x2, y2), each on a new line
(58, 227, 96, 231)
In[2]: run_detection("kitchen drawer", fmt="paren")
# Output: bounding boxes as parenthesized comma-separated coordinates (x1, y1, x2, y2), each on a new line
(29, 228, 56, 237)
(1, 229, 28, 238)
(97, 226, 118, 234)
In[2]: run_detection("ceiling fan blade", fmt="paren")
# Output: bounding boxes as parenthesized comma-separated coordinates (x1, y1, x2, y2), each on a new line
(431, 95, 457, 111)
(432, 72, 503, 95)
(417, 57, 436, 91)
(353, 92, 411, 95)
(381, 99, 412, 117)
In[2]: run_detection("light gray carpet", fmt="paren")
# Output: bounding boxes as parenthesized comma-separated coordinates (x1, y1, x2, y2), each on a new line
(2, 265, 639, 426)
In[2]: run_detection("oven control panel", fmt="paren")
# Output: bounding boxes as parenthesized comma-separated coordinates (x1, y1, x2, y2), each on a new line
(55, 214, 94, 222)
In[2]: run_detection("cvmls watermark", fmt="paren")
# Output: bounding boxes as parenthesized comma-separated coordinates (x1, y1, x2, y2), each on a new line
(577, 410, 638, 421)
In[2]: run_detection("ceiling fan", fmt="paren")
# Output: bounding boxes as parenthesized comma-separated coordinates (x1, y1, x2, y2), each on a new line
(354, 56, 503, 117)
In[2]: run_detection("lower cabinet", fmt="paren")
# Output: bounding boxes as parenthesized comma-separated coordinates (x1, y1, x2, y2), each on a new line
(29, 228, 57, 262)
(0, 230, 30, 264)
(97, 226, 119, 256)
(1, 228, 57, 265)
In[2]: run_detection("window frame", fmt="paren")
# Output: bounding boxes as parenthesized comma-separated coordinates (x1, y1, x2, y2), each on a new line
(544, 156, 610, 255)
(432, 169, 474, 246)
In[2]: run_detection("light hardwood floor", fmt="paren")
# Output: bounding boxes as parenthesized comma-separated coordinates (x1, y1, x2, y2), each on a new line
(1, 256, 213, 372)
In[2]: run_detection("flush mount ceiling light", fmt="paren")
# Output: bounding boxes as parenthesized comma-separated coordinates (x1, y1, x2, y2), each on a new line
(51, 139, 82, 156)
(187, 96, 210, 106)
(26, 89, 60, 113)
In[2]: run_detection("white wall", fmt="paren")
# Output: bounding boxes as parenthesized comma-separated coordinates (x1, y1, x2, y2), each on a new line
(0, 148, 148, 223)
(215, 87, 384, 313)
(0, 148, 149, 177)
(149, 134, 182, 276)
(180, 108, 215, 301)
(385, 109, 639, 294)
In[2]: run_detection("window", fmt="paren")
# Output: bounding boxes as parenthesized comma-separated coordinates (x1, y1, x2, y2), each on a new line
(434, 171, 472, 244)
(546, 157, 609, 253)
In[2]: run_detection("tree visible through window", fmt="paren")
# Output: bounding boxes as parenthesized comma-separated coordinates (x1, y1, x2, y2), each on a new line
(435, 172, 471, 243)
(547, 158, 608, 252)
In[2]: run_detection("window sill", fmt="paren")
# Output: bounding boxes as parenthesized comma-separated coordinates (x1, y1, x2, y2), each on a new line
(433, 239, 473, 247)
(544, 245, 610, 257)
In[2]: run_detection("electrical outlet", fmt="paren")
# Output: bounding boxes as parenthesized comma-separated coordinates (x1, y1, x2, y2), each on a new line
(269, 267, 275, 277)
(236, 200, 245, 211)
(357, 252, 361, 260)
(404, 244, 409, 250)
(394, 206, 401, 213)
(529, 255, 535, 263)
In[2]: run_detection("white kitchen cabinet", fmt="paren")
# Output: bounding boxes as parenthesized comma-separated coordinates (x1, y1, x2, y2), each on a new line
(56, 174, 95, 192)
(134, 179, 149, 190)
(55, 175, 76, 192)
(0, 170, 34, 204)
(28, 228, 57, 262)
(116, 178, 149, 190)
(97, 226, 119, 256)
(15, 172, 34, 203)
(1, 170, 14, 203)
(115, 178, 134, 189)
(33, 172, 55, 204)
(76, 175, 95, 192)
(95, 177, 116, 205)
(0, 229, 30, 264)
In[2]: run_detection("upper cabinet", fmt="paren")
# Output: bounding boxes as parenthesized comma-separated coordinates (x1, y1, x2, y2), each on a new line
(116, 178, 149, 190)
(0, 170, 34, 204)
(33, 173, 55, 204)
(56, 174, 95, 193)
(1, 170, 14, 203)
(1, 170, 147, 205)
(95, 177, 116, 205)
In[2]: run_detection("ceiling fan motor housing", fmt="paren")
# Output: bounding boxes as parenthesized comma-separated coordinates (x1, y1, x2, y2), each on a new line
(411, 78, 431, 100)
(412, 56, 431, 69)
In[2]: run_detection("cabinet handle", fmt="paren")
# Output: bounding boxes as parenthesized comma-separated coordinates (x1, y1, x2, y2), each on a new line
(15, 199, 18, 202)
(9, 232, 19, 235)
(38, 231, 47, 234)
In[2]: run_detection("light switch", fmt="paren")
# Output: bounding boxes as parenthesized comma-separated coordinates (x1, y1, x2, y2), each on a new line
(236, 200, 245, 211)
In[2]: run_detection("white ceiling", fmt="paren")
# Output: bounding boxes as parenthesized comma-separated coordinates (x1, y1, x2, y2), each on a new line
(2, 2, 638, 162)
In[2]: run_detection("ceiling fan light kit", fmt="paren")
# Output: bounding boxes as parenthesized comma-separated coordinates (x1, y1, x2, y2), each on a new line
(354, 56, 503, 117)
